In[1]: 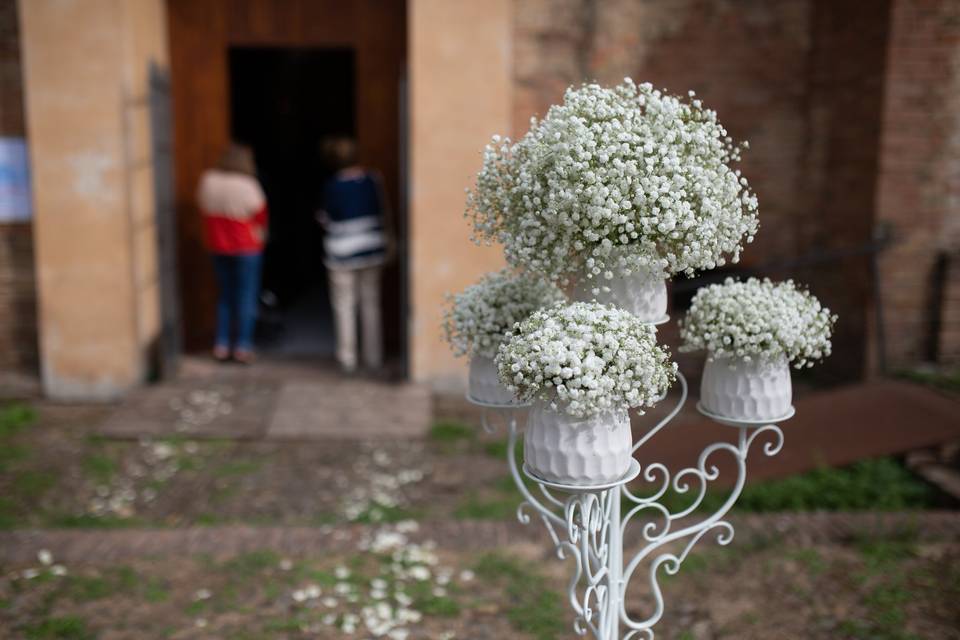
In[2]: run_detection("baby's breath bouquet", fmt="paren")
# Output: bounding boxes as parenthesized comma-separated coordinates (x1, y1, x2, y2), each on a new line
(496, 302, 676, 418)
(468, 79, 759, 285)
(679, 278, 837, 368)
(443, 270, 565, 359)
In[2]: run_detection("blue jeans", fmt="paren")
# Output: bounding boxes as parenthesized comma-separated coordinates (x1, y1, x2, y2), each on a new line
(212, 253, 261, 351)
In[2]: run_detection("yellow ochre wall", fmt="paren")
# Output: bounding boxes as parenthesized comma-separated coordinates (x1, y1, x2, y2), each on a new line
(19, 0, 167, 399)
(20, 0, 513, 395)
(408, 0, 511, 388)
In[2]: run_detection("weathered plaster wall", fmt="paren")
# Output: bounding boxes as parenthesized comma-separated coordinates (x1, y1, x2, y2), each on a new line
(408, 0, 511, 387)
(19, 0, 167, 399)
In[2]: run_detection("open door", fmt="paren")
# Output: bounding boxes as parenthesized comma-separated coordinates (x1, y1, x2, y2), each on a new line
(167, 0, 407, 372)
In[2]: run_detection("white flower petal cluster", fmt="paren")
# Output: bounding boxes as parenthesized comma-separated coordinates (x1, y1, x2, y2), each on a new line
(443, 269, 565, 359)
(678, 278, 837, 368)
(496, 302, 676, 417)
(468, 79, 759, 284)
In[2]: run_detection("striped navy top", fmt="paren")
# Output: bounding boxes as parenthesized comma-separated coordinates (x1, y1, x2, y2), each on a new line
(321, 172, 388, 269)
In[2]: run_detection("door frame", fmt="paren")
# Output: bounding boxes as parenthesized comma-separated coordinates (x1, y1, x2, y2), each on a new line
(166, 0, 408, 372)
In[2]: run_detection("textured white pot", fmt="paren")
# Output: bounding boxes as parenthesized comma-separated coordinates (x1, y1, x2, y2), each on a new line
(468, 355, 516, 405)
(700, 355, 792, 421)
(524, 400, 633, 485)
(573, 266, 667, 323)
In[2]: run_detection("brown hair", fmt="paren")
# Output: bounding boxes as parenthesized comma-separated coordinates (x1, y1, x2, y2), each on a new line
(217, 143, 256, 176)
(322, 136, 359, 171)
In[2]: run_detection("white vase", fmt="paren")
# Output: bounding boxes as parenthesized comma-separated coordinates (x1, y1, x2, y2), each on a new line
(468, 355, 516, 405)
(524, 400, 632, 485)
(573, 266, 667, 323)
(700, 355, 792, 421)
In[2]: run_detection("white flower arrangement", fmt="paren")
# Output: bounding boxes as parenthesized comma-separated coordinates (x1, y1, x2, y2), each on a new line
(678, 278, 837, 368)
(496, 302, 676, 418)
(443, 270, 565, 359)
(468, 78, 759, 285)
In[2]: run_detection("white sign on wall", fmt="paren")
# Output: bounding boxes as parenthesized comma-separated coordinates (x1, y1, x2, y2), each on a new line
(0, 137, 32, 222)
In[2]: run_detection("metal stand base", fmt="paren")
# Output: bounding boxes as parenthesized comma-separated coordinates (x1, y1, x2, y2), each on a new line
(470, 371, 790, 639)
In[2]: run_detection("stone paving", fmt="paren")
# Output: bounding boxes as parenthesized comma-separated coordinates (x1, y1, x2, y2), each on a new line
(98, 357, 432, 441)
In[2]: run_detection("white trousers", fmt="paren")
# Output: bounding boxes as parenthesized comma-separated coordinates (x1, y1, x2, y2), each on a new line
(328, 266, 383, 371)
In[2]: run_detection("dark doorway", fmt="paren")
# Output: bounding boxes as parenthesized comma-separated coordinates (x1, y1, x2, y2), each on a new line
(228, 47, 355, 357)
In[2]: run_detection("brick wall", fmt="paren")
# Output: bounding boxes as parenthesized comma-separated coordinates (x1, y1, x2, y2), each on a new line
(513, 0, 897, 381)
(797, 0, 891, 381)
(0, 0, 39, 378)
(514, 0, 813, 267)
(938, 255, 960, 364)
(875, 0, 960, 368)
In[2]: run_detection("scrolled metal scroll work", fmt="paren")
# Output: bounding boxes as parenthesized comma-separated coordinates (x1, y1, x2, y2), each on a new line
(617, 423, 785, 637)
(559, 489, 618, 639)
(468, 378, 789, 640)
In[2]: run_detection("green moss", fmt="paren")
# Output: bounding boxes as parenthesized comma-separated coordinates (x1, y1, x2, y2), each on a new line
(896, 367, 960, 394)
(0, 443, 28, 472)
(428, 420, 476, 443)
(454, 492, 519, 520)
(61, 566, 140, 602)
(223, 550, 281, 577)
(13, 469, 57, 500)
(212, 459, 261, 477)
(474, 553, 566, 640)
(82, 454, 117, 484)
(0, 403, 36, 439)
(788, 548, 827, 576)
(627, 457, 936, 514)
(43, 513, 144, 529)
(22, 615, 94, 640)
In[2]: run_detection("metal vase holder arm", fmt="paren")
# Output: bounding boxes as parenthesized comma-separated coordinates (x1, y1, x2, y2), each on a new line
(467, 368, 789, 640)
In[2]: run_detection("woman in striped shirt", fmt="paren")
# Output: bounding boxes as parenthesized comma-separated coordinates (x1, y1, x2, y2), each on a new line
(317, 137, 391, 373)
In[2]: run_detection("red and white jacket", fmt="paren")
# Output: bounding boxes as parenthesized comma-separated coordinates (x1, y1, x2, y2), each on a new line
(197, 169, 268, 255)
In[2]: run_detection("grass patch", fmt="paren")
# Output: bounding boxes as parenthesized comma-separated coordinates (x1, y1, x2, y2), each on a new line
(455, 493, 520, 520)
(213, 459, 261, 477)
(454, 475, 528, 520)
(42, 513, 145, 529)
(0, 442, 28, 472)
(628, 457, 937, 514)
(475, 553, 566, 640)
(855, 530, 917, 572)
(81, 454, 117, 484)
(428, 420, 476, 444)
(223, 550, 281, 577)
(484, 438, 510, 458)
(836, 530, 922, 639)
(0, 403, 36, 439)
(0, 403, 37, 474)
(896, 367, 960, 394)
(22, 615, 94, 640)
(13, 469, 57, 500)
(0, 497, 18, 529)
(788, 547, 827, 576)
(62, 567, 139, 602)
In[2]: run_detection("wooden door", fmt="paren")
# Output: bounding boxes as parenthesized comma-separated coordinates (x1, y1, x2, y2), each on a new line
(167, 0, 407, 367)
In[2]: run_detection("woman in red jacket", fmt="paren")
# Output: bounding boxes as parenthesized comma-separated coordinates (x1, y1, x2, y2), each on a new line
(197, 144, 268, 363)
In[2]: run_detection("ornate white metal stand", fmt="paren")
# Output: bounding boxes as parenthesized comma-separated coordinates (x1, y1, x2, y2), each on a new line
(467, 371, 790, 639)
